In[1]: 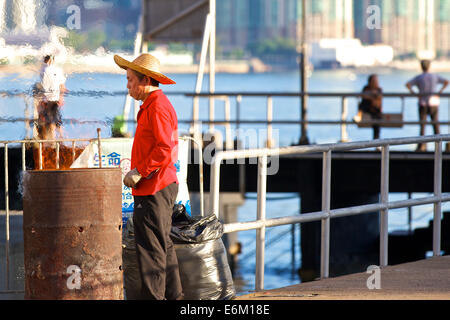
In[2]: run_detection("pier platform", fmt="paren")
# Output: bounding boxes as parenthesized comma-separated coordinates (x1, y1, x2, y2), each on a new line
(237, 256, 450, 300)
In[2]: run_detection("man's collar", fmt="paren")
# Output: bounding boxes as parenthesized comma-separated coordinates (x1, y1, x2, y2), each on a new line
(140, 89, 162, 110)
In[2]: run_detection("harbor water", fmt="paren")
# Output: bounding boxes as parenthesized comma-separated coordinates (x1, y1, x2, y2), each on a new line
(1, 68, 450, 296)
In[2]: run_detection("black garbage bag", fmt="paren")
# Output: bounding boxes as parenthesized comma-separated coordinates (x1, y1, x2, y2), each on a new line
(122, 204, 235, 300)
(122, 216, 142, 300)
(170, 211, 224, 244)
(170, 208, 235, 300)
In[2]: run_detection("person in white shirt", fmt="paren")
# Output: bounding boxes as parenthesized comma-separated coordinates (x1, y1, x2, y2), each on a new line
(37, 55, 67, 140)
(406, 60, 448, 151)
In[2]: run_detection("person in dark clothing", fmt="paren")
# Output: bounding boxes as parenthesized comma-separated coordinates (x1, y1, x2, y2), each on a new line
(359, 74, 383, 140)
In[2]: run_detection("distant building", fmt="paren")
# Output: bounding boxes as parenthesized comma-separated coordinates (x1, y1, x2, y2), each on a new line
(1, 0, 450, 60)
(1, 0, 141, 45)
(216, 0, 450, 61)
(354, 0, 450, 59)
(217, 0, 354, 56)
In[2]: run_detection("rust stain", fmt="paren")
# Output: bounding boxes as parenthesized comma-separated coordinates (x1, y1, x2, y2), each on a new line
(23, 168, 123, 300)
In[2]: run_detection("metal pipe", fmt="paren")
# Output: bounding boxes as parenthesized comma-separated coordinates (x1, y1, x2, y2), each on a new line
(266, 96, 273, 148)
(179, 119, 450, 126)
(408, 192, 412, 234)
(39, 142, 42, 170)
(182, 136, 204, 217)
(255, 155, 267, 291)
(222, 194, 450, 235)
(236, 95, 242, 135)
(72, 141, 76, 163)
(299, 0, 309, 145)
(224, 97, 232, 150)
(209, 0, 216, 133)
(186, 91, 450, 98)
(320, 150, 331, 279)
(433, 140, 442, 256)
(21, 142, 26, 171)
(291, 223, 296, 274)
(4, 143, 9, 290)
(210, 153, 223, 218)
(341, 97, 349, 142)
(55, 142, 60, 169)
(213, 134, 450, 161)
(192, 13, 212, 143)
(380, 145, 390, 267)
(97, 128, 102, 168)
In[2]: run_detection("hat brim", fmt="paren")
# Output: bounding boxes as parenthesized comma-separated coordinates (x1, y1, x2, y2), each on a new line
(114, 55, 176, 85)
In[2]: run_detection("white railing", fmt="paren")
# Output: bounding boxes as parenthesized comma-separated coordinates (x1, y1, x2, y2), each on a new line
(209, 134, 450, 291)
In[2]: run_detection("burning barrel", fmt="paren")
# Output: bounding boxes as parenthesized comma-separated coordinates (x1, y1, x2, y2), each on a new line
(22, 168, 123, 300)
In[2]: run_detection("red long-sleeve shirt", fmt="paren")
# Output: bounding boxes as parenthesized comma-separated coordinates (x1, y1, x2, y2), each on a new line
(131, 89, 178, 196)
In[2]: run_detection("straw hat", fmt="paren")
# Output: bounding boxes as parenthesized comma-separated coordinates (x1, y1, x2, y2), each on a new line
(114, 53, 175, 85)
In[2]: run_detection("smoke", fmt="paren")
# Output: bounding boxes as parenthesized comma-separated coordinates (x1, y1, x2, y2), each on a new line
(19, 170, 29, 200)
(39, 26, 71, 64)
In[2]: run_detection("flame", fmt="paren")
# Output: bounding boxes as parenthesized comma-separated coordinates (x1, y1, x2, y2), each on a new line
(33, 143, 85, 170)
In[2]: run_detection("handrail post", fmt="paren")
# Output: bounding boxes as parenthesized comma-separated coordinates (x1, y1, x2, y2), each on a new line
(320, 150, 331, 279)
(255, 154, 267, 291)
(236, 95, 242, 140)
(4, 143, 10, 290)
(340, 96, 349, 142)
(21, 142, 26, 171)
(380, 144, 390, 267)
(266, 96, 273, 148)
(433, 140, 442, 256)
(224, 96, 233, 150)
(39, 142, 43, 170)
(210, 153, 222, 218)
(55, 142, 60, 169)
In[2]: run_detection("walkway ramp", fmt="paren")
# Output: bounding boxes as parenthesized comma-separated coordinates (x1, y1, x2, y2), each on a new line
(237, 256, 450, 300)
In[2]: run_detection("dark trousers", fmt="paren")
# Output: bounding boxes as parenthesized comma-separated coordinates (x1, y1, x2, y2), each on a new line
(417, 105, 439, 151)
(133, 183, 183, 300)
(419, 105, 440, 135)
(371, 112, 381, 140)
(360, 104, 382, 140)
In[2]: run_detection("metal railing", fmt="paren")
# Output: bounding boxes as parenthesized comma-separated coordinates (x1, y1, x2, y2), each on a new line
(209, 134, 450, 291)
(184, 92, 450, 148)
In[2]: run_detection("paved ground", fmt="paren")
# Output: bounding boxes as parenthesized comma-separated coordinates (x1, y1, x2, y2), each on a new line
(237, 256, 450, 300)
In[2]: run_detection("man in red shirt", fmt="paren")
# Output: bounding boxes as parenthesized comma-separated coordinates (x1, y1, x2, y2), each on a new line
(114, 53, 182, 300)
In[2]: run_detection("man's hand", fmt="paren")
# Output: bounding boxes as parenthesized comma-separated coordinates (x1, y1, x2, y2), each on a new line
(123, 168, 142, 188)
(406, 83, 415, 94)
(439, 80, 449, 94)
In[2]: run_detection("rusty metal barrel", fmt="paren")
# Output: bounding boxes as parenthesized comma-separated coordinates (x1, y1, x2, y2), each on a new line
(22, 168, 123, 300)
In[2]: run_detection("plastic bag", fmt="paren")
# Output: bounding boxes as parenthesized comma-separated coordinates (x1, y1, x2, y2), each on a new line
(122, 217, 142, 300)
(174, 239, 235, 300)
(170, 206, 235, 300)
(171, 209, 224, 244)
(122, 205, 235, 300)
